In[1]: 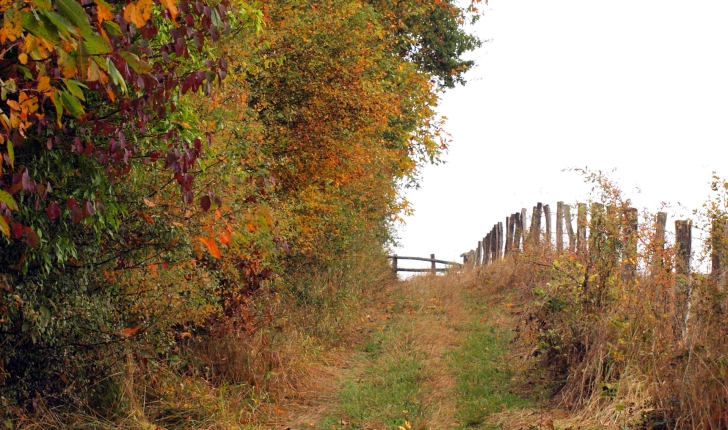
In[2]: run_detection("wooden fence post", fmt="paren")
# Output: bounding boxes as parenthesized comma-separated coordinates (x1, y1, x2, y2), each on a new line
(430, 253, 436, 275)
(484, 233, 491, 265)
(513, 212, 522, 252)
(556, 202, 564, 251)
(476, 241, 483, 267)
(564, 204, 576, 252)
(712, 219, 728, 285)
(544, 204, 552, 246)
(650, 211, 668, 273)
(521, 208, 528, 244)
(509, 214, 517, 254)
(490, 225, 497, 262)
(497, 222, 504, 260)
(675, 220, 692, 276)
(504, 216, 511, 254)
(392, 254, 398, 273)
(577, 203, 587, 253)
(623, 207, 638, 282)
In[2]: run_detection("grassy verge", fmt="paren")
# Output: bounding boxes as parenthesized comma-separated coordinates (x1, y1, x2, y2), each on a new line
(315, 273, 543, 430)
(317, 291, 428, 429)
(447, 308, 533, 429)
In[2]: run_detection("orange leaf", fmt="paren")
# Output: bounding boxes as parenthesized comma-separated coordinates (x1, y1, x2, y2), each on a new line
(94, 0, 114, 22)
(198, 237, 221, 259)
(219, 229, 232, 245)
(246, 223, 255, 232)
(122, 327, 141, 337)
(123, 0, 153, 28)
(141, 211, 154, 223)
(159, 0, 179, 23)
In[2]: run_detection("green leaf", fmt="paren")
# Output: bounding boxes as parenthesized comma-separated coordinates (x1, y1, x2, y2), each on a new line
(40, 9, 78, 39)
(56, 0, 93, 36)
(119, 51, 152, 74)
(59, 90, 85, 118)
(102, 20, 123, 37)
(0, 216, 9, 238)
(30, 0, 52, 9)
(107, 58, 127, 94)
(63, 79, 87, 101)
(82, 33, 112, 55)
(21, 12, 60, 43)
(6, 139, 13, 169)
(0, 190, 19, 211)
(93, 55, 108, 71)
(52, 91, 63, 125)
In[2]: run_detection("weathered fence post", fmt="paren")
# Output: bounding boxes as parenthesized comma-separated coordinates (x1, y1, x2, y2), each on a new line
(521, 208, 528, 244)
(513, 212, 522, 252)
(505, 215, 511, 254)
(564, 204, 575, 252)
(544, 204, 552, 246)
(650, 212, 668, 273)
(392, 254, 398, 273)
(475, 241, 482, 267)
(675, 220, 692, 276)
(556, 202, 564, 252)
(712, 219, 728, 286)
(484, 233, 491, 265)
(589, 203, 605, 239)
(490, 225, 497, 262)
(577, 203, 587, 253)
(532, 203, 542, 244)
(622, 207, 638, 283)
(674, 220, 693, 337)
(430, 253, 436, 275)
(499, 222, 505, 260)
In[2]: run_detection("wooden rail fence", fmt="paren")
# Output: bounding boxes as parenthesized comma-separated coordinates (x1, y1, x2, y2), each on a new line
(388, 254, 463, 274)
(459, 201, 714, 278)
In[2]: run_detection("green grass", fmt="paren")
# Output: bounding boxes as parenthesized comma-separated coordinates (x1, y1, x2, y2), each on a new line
(318, 322, 426, 429)
(446, 291, 535, 430)
(447, 323, 531, 429)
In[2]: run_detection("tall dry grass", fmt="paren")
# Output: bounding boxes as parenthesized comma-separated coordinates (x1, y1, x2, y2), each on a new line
(475, 173, 728, 429)
(10, 242, 393, 429)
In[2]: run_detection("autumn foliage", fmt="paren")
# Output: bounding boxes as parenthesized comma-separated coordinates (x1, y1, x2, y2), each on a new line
(0, 0, 479, 421)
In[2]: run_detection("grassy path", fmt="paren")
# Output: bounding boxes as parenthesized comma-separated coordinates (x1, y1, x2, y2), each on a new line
(279, 273, 545, 430)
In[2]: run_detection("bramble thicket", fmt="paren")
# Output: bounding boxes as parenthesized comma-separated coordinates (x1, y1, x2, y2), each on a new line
(0, 0, 480, 423)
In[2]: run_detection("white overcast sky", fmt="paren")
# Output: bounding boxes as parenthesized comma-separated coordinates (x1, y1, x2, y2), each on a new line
(393, 0, 728, 267)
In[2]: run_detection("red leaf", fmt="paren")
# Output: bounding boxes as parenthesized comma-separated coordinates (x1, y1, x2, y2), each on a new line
(83, 201, 96, 217)
(11, 222, 23, 239)
(70, 205, 83, 223)
(23, 227, 38, 248)
(46, 202, 61, 220)
(66, 198, 78, 209)
(200, 195, 211, 211)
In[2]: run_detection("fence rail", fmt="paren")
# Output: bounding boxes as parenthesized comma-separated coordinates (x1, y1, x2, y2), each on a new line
(387, 254, 462, 274)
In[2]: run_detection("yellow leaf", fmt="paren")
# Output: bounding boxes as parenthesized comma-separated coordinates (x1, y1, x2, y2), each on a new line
(17, 52, 27, 64)
(0, 215, 9, 238)
(37, 76, 52, 94)
(2, 9, 23, 43)
(57, 49, 78, 78)
(159, 0, 179, 23)
(86, 60, 100, 82)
